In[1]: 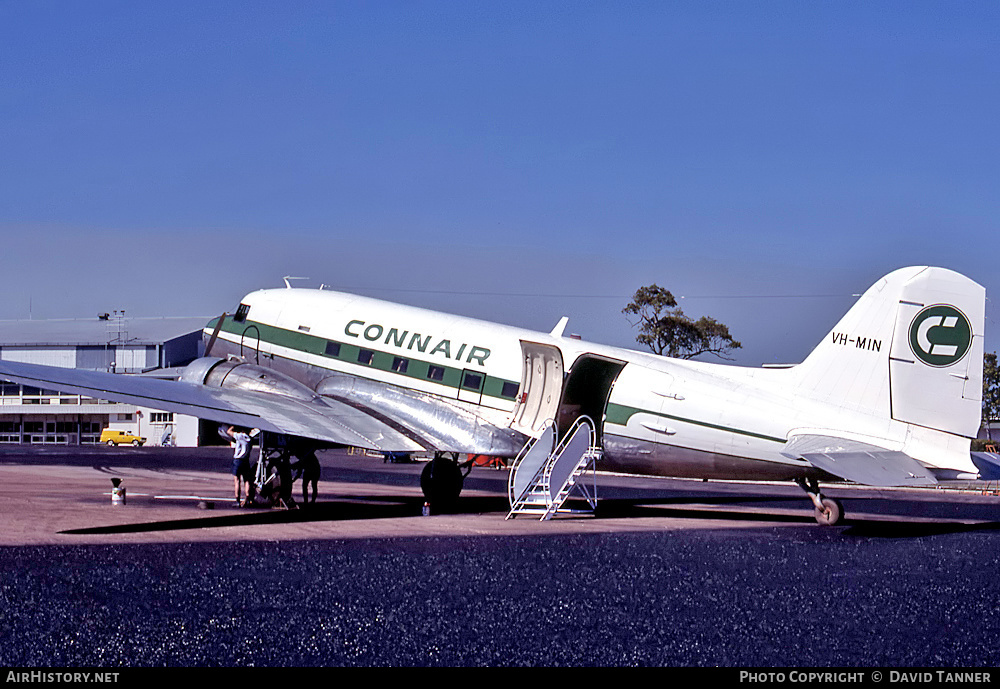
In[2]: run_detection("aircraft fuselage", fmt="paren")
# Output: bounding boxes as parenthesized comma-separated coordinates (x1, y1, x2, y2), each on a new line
(206, 284, 967, 483)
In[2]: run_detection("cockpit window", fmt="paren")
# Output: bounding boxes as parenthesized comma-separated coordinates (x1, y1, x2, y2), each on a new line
(233, 303, 250, 323)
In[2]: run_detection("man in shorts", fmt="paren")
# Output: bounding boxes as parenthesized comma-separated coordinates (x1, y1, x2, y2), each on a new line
(226, 426, 254, 506)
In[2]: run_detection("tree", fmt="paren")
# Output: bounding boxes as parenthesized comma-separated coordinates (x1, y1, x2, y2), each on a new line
(622, 283, 741, 360)
(984, 351, 1000, 441)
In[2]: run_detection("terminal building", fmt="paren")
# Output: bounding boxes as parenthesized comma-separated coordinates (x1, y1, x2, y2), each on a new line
(0, 314, 210, 446)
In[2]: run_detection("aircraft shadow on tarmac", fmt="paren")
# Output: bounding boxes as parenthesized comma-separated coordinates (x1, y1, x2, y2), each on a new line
(60, 494, 797, 536)
(59, 495, 434, 535)
(597, 495, 1000, 537)
(58, 493, 1000, 538)
(595, 495, 822, 523)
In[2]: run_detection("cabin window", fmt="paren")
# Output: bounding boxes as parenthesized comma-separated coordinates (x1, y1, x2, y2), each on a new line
(234, 303, 250, 323)
(324, 342, 341, 357)
(358, 349, 375, 366)
(501, 381, 520, 399)
(392, 357, 409, 374)
(462, 372, 483, 391)
(298, 325, 311, 333)
(427, 365, 445, 382)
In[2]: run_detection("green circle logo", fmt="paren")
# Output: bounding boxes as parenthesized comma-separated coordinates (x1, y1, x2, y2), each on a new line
(908, 304, 972, 367)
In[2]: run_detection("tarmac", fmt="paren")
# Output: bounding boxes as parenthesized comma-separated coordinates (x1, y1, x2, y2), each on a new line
(5, 445, 1000, 546)
(3, 445, 1000, 667)
(0, 445, 772, 545)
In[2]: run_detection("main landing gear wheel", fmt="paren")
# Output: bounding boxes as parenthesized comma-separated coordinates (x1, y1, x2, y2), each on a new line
(796, 478, 846, 526)
(420, 452, 465, 513)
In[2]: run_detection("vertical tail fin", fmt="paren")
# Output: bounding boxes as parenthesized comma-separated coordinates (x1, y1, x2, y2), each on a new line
(794, 266, 984, 438)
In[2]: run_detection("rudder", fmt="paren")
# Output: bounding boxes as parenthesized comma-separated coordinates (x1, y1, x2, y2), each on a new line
(887, 267, 984, 437)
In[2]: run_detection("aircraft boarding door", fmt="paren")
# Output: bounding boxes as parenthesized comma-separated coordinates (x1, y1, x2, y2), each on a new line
(458, 369, 485, 405)
(559, 354, 627, 444)
(240, 325, 261, 365)
(510, 341, 564, 437)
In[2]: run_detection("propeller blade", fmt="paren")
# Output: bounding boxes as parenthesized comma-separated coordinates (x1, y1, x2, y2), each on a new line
(205, 313, 227, 357)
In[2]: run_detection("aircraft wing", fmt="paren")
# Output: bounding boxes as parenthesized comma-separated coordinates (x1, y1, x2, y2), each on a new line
(781, 434, 938, 486)
(0, 360, 425, 452)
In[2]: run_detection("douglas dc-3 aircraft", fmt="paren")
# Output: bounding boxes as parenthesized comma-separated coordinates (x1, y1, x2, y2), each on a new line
(0, 265, 997, 525)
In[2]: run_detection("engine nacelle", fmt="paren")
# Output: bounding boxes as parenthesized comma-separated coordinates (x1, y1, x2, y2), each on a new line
(179, 357, 320, 402)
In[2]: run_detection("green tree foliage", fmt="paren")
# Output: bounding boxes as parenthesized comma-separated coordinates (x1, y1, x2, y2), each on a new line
(984, 351, 1000, 440)
(623, 284, 741, 360)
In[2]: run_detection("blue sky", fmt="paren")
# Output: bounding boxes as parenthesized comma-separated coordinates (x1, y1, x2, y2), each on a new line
(1, 1, 997, 366)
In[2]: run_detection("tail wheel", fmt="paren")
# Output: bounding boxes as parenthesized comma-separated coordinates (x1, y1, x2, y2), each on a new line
(814, 497, 845, 526)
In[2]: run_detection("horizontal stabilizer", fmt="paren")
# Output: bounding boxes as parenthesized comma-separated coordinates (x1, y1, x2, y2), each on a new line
(971, 452, 1000, 481)
(782, 434, 937, 486)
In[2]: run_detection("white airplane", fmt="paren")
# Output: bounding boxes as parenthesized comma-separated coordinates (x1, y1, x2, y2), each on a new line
(0, 265, 996, 525)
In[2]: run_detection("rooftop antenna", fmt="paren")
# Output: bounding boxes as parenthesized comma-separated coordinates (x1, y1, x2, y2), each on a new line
(107, 309, 129, 344)
(283, 276, 309, 289)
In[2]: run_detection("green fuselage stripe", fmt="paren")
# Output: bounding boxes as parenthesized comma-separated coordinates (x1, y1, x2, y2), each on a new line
(209, 318, 520, 402)
(605, 403, 785, 444)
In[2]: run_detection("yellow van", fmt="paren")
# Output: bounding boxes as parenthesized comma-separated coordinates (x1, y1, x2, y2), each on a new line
(100, 429, 146, 446)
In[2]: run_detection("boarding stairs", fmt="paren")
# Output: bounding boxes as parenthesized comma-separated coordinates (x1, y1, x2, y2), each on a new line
(506, 416, 601, 521)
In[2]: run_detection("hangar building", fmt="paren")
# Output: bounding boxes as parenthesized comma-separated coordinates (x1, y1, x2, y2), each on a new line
(0, 314, 209, 446)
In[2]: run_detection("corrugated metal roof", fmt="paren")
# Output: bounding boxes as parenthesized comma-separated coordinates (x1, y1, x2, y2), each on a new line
(0, 317, 210, 346)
